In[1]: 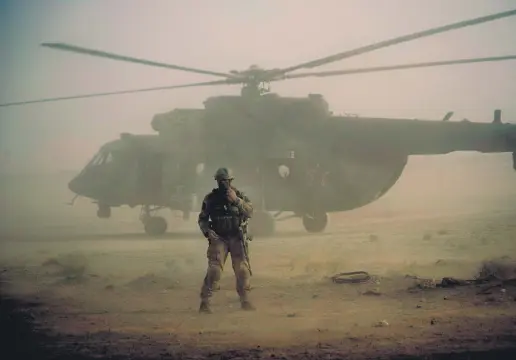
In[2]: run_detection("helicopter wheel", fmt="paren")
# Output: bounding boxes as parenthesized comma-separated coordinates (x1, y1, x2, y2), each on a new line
(249, 211, 275, 238)
(143, 216, 168, 237)
(97, 204, 111, 219)
(302, 211, 328, 233)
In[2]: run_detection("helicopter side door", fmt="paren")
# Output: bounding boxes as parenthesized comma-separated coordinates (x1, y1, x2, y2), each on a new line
(136, 151, 164, 203)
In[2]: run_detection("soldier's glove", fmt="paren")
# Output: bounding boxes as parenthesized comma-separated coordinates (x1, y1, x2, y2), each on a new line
(206, 229, 219, 242)
(226, 188, 238, 203)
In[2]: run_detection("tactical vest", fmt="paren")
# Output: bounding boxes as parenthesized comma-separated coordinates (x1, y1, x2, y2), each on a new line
(208, 189, 243, 236)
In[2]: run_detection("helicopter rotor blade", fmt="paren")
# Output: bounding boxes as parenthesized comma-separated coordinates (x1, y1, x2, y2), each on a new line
(272, 8, 516, 77)
(0, 80, 234, 108)
(281, 55, 516, 80)
(41, 42, 237, 79)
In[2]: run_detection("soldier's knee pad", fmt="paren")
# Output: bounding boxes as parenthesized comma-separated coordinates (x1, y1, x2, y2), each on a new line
(208, 259, 224, 269)
(235, 266, 250, 279)
(208, 265, 222, 277)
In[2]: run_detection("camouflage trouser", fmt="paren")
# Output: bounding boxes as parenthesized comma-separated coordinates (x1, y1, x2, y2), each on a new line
(200, 236, 251, 302)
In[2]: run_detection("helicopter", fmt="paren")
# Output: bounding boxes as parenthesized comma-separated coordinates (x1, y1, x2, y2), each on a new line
(2, 8, 516, 237)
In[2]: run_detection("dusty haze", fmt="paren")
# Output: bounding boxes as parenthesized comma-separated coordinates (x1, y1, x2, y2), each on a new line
(1, 152, 516, 358)
(1, 1, 516, 359)
(1, 0, 516, 172)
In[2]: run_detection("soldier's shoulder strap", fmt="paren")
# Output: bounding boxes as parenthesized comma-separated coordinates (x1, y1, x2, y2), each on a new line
(234, 188, 247, 199)
(202, 190, 217, 206)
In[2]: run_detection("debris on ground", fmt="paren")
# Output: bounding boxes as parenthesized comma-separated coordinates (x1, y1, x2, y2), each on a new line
(477, 258, 516, 280)
(406, 259, 516, 293)
(41, 253, 89, 283)
(374, 320, 389, 327)
(362, 289, 382, 296)
(330, 271, 371, 284)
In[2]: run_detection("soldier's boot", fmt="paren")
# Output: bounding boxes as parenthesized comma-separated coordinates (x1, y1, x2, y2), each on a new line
(199, 266, 223, 315)
(234, 258, 253, 310)
(199, 300, 212, 314)
(240, 299, 256, 311)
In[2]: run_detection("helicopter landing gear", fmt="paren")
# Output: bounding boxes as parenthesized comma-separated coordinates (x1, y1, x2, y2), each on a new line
(144, 217, 167, 237)
(248, 211, 275, 238)
(97, 204, 111, 218)
(302, 211, 328, 233)
(140, 205, 168, 237)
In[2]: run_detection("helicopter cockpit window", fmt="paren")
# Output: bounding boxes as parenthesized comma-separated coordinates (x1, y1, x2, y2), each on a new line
(86, 150, 115, 168)
(105, 152, 114, 164)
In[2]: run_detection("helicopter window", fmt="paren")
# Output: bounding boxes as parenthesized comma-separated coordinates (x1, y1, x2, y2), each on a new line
(278, 165, 290, 178)
(89, 153, 104, 166)
(105, 152, 114, 164)
(86, 150, 116, 168)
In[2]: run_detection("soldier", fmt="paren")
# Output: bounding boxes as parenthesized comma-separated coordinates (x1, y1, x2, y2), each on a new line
(198, 167, 255, 314)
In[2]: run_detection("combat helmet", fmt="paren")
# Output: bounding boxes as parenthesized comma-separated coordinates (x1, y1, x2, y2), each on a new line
(214, 167, 234, 181)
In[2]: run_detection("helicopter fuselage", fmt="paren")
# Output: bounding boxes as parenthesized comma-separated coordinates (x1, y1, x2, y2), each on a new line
(67, 98, 516, 238)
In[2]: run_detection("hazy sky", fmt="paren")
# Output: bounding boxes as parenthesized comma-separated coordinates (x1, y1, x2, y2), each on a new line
(1, 0, 516, 172)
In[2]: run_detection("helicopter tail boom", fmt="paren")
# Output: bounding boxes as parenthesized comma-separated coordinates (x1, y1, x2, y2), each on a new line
(327, 110, 516, 157)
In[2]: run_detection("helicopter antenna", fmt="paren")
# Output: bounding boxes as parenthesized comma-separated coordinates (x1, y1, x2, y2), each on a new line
(240, 80, 270, 98)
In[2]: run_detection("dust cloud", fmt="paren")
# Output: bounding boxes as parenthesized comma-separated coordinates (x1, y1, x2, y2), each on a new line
(1, 151, 516, 358)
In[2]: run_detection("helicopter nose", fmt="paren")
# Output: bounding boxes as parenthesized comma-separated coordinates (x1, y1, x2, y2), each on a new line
(68, 175, 85, 195)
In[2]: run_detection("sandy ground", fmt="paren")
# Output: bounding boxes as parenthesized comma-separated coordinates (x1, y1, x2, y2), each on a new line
(2, 154, 516, 359)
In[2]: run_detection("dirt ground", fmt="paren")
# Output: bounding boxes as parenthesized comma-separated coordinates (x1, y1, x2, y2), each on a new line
(2, 155, 516, 359)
